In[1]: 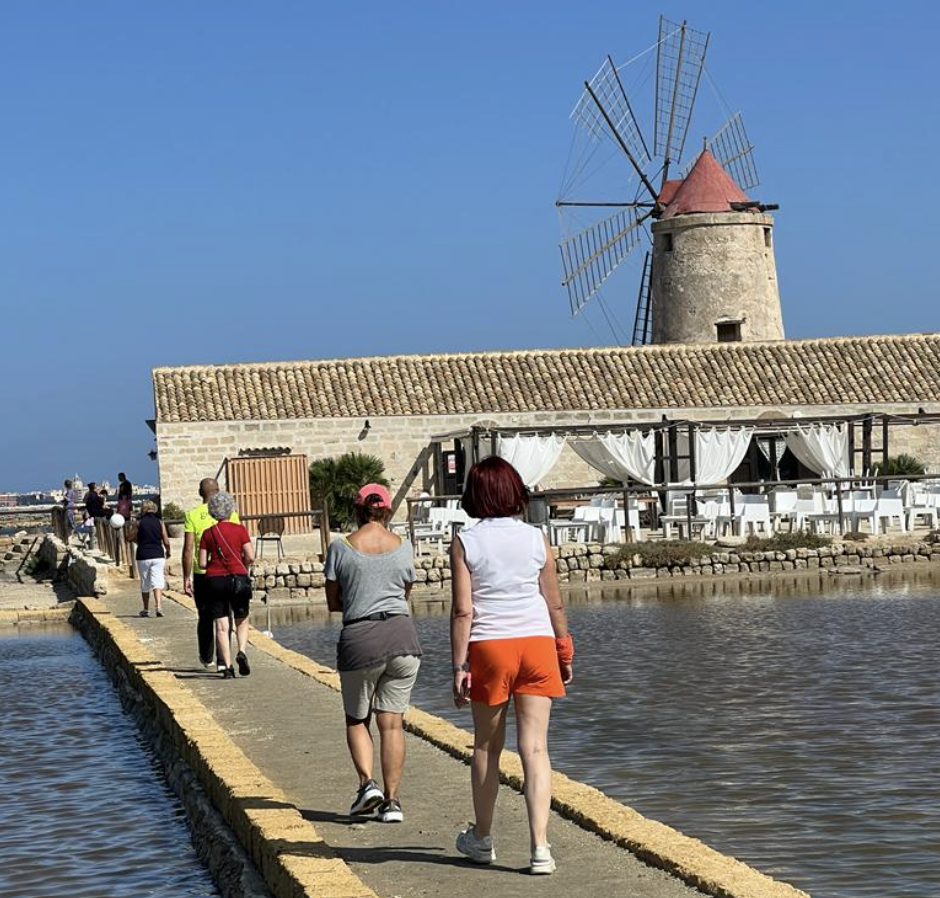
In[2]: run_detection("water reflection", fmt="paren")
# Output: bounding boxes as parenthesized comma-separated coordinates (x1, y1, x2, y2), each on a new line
(272, 568, 940, 898)
(0, 628, 219, 898)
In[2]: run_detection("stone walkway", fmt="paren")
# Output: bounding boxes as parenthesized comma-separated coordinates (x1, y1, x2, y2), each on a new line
(0, 578, 73, 610)
(103, 580, 698, 898)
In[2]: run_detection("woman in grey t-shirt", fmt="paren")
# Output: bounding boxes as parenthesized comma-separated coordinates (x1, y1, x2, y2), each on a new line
(324, 483, 421, 824)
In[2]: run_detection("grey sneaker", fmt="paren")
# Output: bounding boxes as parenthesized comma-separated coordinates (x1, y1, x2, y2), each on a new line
(530, 844, 556, 875)
(456, 824, 495, 864)
(377, 798, 403, 823)
(349, 779, 383, 816)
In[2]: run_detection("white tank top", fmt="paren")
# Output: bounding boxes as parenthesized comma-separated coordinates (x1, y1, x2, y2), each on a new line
(458, 518, 554, 641)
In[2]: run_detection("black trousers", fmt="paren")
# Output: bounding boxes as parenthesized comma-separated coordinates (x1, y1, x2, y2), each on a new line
(193, 574, 215, 664)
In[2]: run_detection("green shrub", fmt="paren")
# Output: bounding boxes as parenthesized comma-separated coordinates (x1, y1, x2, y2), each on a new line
(743, 532, 831, 552)
(842, 530, 869, 542)
(161, 501, 186, 522)
(309, 452, 389, 530)
(605, 540, 716, 569)
(871, 454, 926, 476)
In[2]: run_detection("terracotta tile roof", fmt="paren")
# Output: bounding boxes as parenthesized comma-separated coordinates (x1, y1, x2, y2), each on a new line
(152, 333, 940, 423)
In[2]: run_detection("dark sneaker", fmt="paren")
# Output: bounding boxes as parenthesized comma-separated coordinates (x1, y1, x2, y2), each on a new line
(456, 824, 495, 864)
(138, 610, 149, 618)
(222, 667, 236, 679)
(155, 610, 164, 618)
(349, 779, 383, 816)
(235, 651, 251, 677)
(377, 798, 403, 823)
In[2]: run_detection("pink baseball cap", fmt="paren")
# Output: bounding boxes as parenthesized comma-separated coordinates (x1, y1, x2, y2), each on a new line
(355, 483, 392, 508)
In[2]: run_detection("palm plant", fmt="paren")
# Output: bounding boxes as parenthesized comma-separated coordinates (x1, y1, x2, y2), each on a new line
(871, 454, 926, 477)
(309, 452, 389, 530)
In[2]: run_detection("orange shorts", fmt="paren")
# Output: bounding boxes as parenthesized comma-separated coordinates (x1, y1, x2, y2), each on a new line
(468, 636, 565, 706)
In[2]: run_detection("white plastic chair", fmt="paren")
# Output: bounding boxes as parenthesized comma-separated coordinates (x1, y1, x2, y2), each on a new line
(876, 490, 907, 533)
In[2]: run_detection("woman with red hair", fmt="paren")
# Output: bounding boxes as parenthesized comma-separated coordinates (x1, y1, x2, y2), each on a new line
(450, 456, 573, 875)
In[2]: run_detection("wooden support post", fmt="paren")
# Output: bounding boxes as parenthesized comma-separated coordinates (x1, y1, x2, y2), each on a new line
(882, 417, 889, 471)
(408, 498, 416, 548)
(319, 500, 331, 560)
(622, 488, 633, 543)
(667, 425, 680, 484)
(862, 419, 873, 476)
(835, 481, 845, 535)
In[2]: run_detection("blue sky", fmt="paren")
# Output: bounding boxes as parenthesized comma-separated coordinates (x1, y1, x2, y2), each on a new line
(1, 1, 937, 491)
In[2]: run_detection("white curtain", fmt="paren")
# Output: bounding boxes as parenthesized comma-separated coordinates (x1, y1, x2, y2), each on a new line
(785, 424, 850, 478)
(677, 427, 755, 485)
(495, 434, 566, 488)
(570, 431, 656, 485)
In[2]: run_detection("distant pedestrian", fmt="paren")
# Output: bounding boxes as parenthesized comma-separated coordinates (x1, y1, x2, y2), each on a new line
(136, 500, 170, 618)
(450, 457, 573, 875)
(182, 478, 240, 670)
(84, 483, 105, 519)
(324, 484, 421, 824)
(75, 511, 96, 549)
(116, 472, 133, 520)
(62, 480, 76, 530)
(198, 491, 254, 679)
(99, 486, 113, 519)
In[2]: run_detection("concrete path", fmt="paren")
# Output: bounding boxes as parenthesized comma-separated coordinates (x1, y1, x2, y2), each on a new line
(102, 581, 699, 898)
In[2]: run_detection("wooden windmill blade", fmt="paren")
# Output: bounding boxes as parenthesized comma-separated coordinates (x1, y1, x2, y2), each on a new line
(654, 16, 710, 174)
(559, 207, 652, 315)
(707, 112, 760, 191)
(572, 56, 659, 202)
(573, 56, 651, 164)
(682, 112, 760, 190)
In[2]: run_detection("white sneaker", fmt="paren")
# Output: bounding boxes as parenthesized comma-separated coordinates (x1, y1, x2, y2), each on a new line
(530, 845, 556, 875)
(456, 824, 495, 864)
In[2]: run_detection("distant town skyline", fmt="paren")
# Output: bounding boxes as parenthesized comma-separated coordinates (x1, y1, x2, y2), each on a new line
(1, 1, 938, 491)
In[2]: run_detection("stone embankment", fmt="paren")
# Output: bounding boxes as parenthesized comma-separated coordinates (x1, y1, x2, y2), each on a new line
(36, 534, 110, 596)
(0, 532, 41, 577)
(249, 540, 940, 601)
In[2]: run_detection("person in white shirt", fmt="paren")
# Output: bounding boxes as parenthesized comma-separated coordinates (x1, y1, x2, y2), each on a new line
(449, 456, 573, 875)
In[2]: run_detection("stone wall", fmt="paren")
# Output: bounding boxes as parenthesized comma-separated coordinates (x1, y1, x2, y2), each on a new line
(155, 405, 940, 516)
(38, 534, 109, 596)
(250, 539, 940, 602)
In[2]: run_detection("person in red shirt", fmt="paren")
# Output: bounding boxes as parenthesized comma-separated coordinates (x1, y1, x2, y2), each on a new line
(198, 491, 255, 679)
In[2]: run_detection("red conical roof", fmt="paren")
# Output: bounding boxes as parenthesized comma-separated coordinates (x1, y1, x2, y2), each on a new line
(660, 150, 750, 219)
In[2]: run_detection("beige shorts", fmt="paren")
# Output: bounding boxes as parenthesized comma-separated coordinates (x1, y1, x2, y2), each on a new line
(340, 655, 421, 720)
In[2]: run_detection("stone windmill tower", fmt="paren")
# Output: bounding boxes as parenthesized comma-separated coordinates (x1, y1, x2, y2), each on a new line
(556, 15, 784, 346)
(650, 150, 783, 344)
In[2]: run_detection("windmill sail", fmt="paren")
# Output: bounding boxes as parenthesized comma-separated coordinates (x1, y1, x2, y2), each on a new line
(572, 56, 651, 166)
(654, 17, 710, 165)
(690, 112, 760, 191)
(560, 207, 650, 315)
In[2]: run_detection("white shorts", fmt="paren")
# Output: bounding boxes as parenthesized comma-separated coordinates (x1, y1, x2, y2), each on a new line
(137, 558, 166, 593)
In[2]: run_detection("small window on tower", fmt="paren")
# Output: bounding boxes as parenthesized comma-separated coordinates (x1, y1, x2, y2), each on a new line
(658, 232, 674, 252)
(763, 227, 772, 248)
(716, 320, 743, 343)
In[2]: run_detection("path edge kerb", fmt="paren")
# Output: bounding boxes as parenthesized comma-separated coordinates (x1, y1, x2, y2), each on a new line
(225, 594, 810, 898)
(71, 596, 378, 898)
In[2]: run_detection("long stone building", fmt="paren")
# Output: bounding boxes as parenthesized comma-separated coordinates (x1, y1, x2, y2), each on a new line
(152, 333, 940, 513)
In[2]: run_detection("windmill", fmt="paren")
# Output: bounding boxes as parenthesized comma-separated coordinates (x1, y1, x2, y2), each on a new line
(556, 16, 774, 346)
